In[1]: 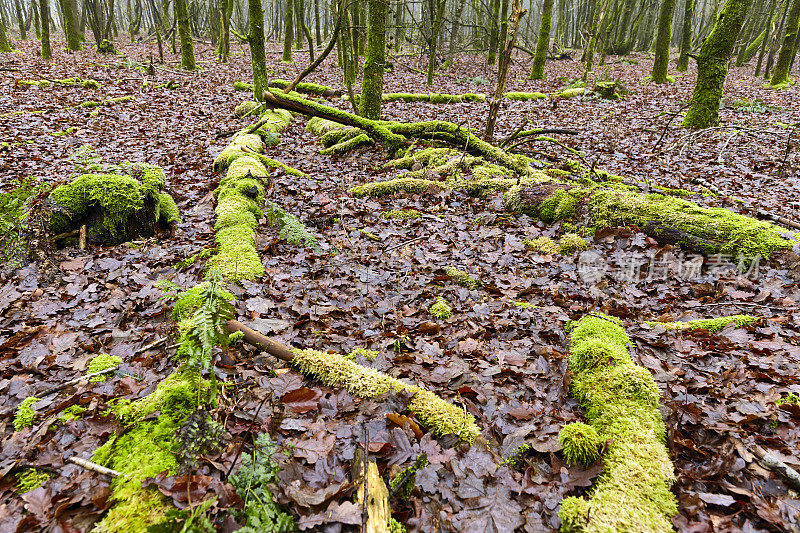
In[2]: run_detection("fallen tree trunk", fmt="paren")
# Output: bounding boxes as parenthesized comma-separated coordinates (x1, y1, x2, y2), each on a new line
(504, 182, 798, 257)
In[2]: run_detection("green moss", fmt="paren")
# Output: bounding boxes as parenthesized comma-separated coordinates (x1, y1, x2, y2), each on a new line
(381, 209, 421, 220)
(50, 174, 143, 236)
(16, 469, 51, 493)
(207, 224, 264, 281)
(234, 81, 253, 91)
(646, 314, 758, 332)
(390, 454, 429, 499)
(234, 100, 261, 117)
(777, 392, 800, 405)
(269, 78, 336, 96)
(51, 126, 78, 136)
(79, 95, 134, 108)
(291, 348, 479, 442)
(555, 87, 585, 98)
(429, 297, 452, 320)
(320, 133, 373, 155)
(444, 266, 481, 289)
(504, 186, 583, 222)
(19, 79, 51, 88)
(212, 133, 264, 171)
(504, 91, 548, 100)
(307, 117, 347, 136)
(352, 177, 438, 197)
(557, 232, 588, 254)
(87, 353, 123, 382)
(389, 517, 406, 533)
(14, 397, 39, 431)
(57, 404, 87, 423)
(523, 236, 558, 255)
(214, 193, 261, 230)
(110, 373, 208, 424)
(515, 301, 538, 310)
(346, 347, 379, 361)
(559, 422, 603, 466)
(560, 314, 677, 532)
(156, 193, 181, 225)
(223, 155, 269, 183)
(589, 190, 797, 257)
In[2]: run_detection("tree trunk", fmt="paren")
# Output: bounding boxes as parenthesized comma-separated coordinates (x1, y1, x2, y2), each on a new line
(0, 18, 12, 52)
(770, 0, 800, 86)
(683, 0, 753, 128)
(584, 0, 605, 76)
(248, 0, 268, 100)
(485, 0, 526, 140)
(359, 0, 387, 119)
(175, 0, 195, 69)
(217, 0, 231, 61)
(676, 0, 695, 70)
(426, 0, 446, 84)
(40, 0, 52, 59)
(13, 0, 26, 39)
(487, 0, 500, 64)
(447, 0, 466, 61)
(283, 0, 293, 60)
(314, 0, 320, 44)
(651, 0, 676, 82)
(755, 0, 778, 76)
(530, 0, 554, 79)
(295, 0, 304, 48)
(59, 0, 83, 49)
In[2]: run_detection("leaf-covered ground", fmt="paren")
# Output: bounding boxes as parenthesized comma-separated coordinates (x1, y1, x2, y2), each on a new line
(1, 38, 800, 532)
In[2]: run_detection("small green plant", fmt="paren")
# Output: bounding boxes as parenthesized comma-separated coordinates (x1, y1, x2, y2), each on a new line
(156, 278, 182, 301)
(86, 353, 122, 382)
(514, 301, 537, 310)
(175, 248, 215, 270)
(229, 433, 297, 532)
(16, 469, 51, 493)
(346, 347, 379, 361)
(175, 409, 227, 471)
(264, 202, 322, 252)
(390, 454, 429, 499)
(393, 334, 411, 353)
(429, 297, 452, 320)
(14, 397, 39, 431)
(729, 97, 771, 113)
(777, 392, 800, 406)
(500, 444, 533, 468)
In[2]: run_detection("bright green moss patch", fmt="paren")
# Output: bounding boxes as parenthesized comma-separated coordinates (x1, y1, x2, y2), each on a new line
(559, 422, 603, 466)
(207, 224, 264, 281)
(555, 87, 586, 98)
(646, 314, 758, 333)
(444, 266, 481, 289)
(558, 314, 677, 532)
(14, 397, 39, 431)
(504, 91, 548, 100)
(156, 193, 181, 225)
(346, 347, 379, 361)
(352, 177, 439, 197)
(307, 117, 347, 135)
(589, 189, 797, 257)
(381, 209, 421, 220)
(269, 78, 337, 96)
(557, 233, 588, 254)
(429, 297, 452, 320)
(79, 95, 134, 108)
(320, 132, 373, 155)
(16, 469, 51, 493)
(51, 126, 78, 136)
(524, 236, 559, 255)
(87, 353, 122, 382)
(57, 404, 87, 423)
(234, 81, 253, 91)
(291, 348, 479, 442)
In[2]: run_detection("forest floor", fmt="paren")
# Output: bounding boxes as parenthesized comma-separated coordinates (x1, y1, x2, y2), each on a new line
(1, 37, 800, 532)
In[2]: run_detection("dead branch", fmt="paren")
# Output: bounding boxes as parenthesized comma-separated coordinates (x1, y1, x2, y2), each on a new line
(67, 456, 124, 477)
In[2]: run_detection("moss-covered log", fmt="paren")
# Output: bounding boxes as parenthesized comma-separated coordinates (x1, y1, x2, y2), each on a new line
(345, 92, 487, 103)
(268, 78, 342, 97)
(558, 315, 677, 532)
(49, 165, 180, 245)
(504, 182, 798, 257)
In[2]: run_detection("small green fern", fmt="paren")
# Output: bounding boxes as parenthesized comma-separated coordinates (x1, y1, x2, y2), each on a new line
(264, 202, 322, 252)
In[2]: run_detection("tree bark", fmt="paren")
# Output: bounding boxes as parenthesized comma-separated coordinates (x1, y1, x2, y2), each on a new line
(175, 0, 196, 69)
(248, 0, 268, 101)
(283, 0, 293, 60)
(60, 0, 83, 50)
(770, 0, 800, 86)
(676, 0, 694, 71)
(530, 0, 555, 79)
(485, 0, 526, 140)
(359, 0, 387, 119)
(40, 0, 52, 59)
(426, 0, 446, 84)
(683, 0, 753, 128)
(652, 0, 676, 82)
(13, 0, 26, 39)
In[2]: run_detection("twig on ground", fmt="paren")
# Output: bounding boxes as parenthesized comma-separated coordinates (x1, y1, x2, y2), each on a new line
(67, 456, 124, 477)
(39, 366, 120, 397)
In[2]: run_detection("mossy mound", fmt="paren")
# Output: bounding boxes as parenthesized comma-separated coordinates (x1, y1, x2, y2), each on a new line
(86, 353, 122, 382)
(429, 296, 452, 319)
(559, 422, 603, 466)
(234, 100, 261, 117)
(307, 117, 347, 136)
(558, 315, 677, 532)
(554, 87, 586, 98)
(14, 396, 39, 431)
(444, 266, 481, 289)
(49, 164, 179, 244)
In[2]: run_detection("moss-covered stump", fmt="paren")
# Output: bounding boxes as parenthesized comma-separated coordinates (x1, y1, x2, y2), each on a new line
(594, 81, 621, 100)
(558, 315, 677, 532)
(504, 183, 799, 257)
(49, 164, 180, 245)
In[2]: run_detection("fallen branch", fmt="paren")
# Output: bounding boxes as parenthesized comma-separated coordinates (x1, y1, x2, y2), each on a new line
(39, 366, 120, 397)
(753, 444, 800, 490)
(225, 319, 479, 442)
(67, 456, 124, 477)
